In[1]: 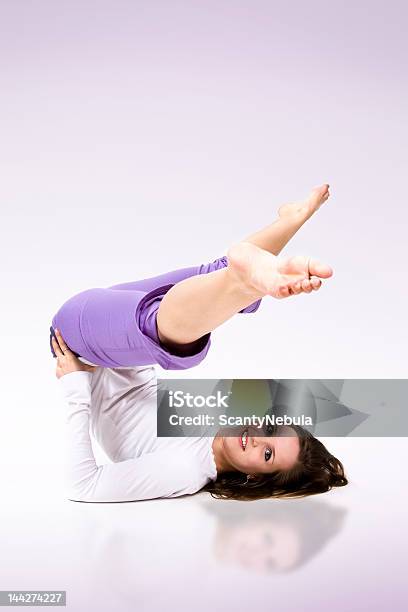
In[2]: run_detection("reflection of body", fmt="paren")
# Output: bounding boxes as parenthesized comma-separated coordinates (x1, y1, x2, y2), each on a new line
(63, 499, 346, 604)
(51, 185, 348, 502)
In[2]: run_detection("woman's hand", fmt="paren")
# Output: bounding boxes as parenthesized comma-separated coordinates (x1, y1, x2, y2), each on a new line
(52, 328, 98, 379)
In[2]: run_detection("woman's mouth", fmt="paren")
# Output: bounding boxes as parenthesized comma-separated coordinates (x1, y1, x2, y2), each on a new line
(240, 428, 248, 450)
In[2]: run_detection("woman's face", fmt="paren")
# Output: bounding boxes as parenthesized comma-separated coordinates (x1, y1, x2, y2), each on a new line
(220, 424, 300, 475)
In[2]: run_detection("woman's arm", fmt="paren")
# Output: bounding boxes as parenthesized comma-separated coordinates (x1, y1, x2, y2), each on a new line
(58, 371, 202, 502)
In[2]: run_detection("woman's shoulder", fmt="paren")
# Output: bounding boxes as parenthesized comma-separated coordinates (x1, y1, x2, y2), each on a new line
(163, 437, 217, 491)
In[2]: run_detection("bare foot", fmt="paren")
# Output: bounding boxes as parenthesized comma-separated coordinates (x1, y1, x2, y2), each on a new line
(278, 184, 330, 220)
(227, 241, 333, 299)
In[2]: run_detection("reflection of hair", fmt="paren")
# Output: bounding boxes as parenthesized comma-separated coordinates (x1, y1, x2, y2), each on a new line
(202, 425, 348, 501)
(203, 498, 348, 572)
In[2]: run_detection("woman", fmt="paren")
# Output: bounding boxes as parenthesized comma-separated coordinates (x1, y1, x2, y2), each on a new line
(51, 183, 348, 502)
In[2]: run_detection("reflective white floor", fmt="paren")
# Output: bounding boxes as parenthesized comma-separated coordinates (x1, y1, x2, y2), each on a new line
(1, 436, 407, 612)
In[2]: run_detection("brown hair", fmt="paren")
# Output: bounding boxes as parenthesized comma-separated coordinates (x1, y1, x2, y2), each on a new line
(202, 425, 348, 501)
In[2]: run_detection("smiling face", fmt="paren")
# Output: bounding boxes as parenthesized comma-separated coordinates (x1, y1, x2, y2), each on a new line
(217, 424, 301, 476)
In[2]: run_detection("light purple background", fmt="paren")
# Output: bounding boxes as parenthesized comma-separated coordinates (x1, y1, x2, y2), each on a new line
(0, 1, 407, 611)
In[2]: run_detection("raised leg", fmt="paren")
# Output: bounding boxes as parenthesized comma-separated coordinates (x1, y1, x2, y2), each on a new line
(157, 184, 333, 349)
(107, 259, 230, 293)
(107, 256, 261, 314)
(50, 184, 332, 367)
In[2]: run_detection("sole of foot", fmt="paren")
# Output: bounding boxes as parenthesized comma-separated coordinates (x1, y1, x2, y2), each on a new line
(278, 183, 330, 219)
(227, 241, 333, 299)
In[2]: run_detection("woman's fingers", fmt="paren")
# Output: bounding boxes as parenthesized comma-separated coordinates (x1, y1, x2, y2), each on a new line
(54, 329, 71, 354)
(51, 336, 63, 357)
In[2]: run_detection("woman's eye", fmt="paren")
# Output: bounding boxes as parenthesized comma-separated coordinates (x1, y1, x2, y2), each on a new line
(265, 448, 272, 462)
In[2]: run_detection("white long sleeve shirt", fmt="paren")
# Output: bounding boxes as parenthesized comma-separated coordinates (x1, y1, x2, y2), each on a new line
(58, 366, 218, 502)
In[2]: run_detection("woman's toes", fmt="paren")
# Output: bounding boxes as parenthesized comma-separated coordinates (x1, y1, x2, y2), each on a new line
(291, 281, 302, 294)
(301, 278, 313, 293)
(308, 184, 330, 209)
(310, 276, 322, 290)
(308, 258, 333, 278)
(312, 183, 329, 195)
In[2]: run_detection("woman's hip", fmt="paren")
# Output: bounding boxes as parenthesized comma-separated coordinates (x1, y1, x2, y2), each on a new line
(49, 285, 212, 369)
